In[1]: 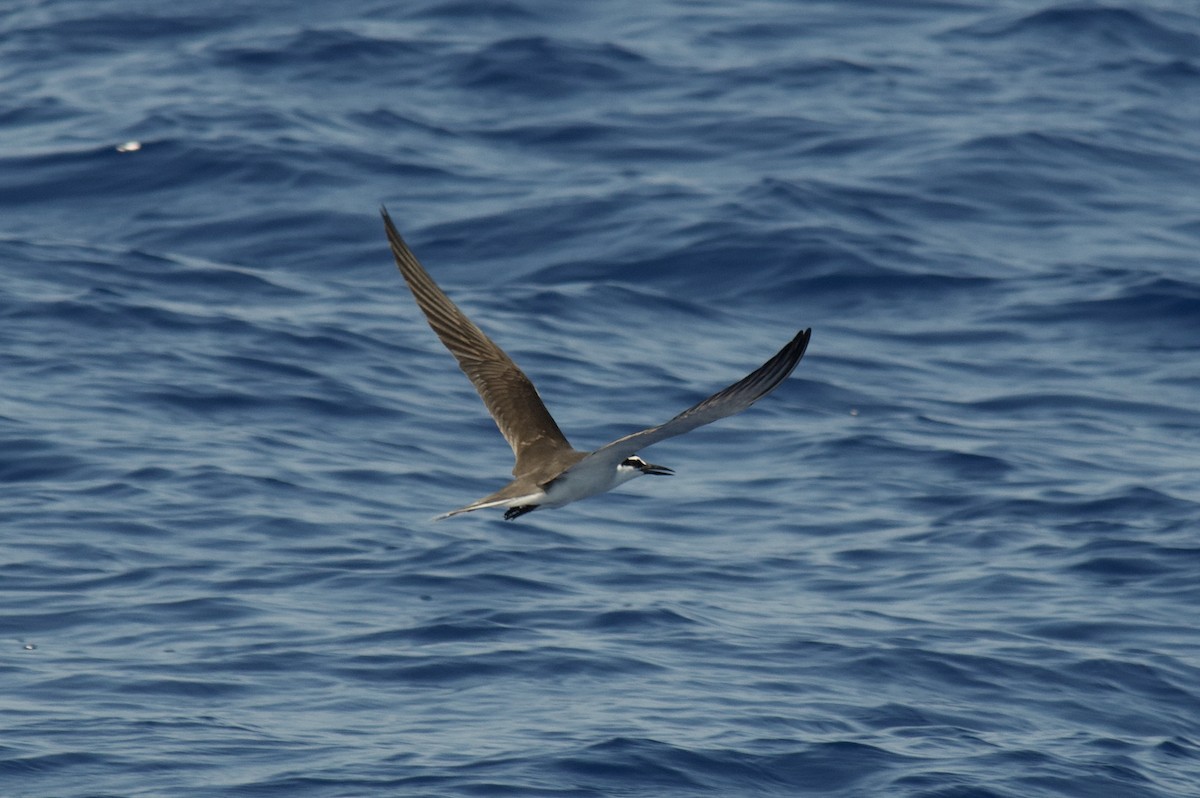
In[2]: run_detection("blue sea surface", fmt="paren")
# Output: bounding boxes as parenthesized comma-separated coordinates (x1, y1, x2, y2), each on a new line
(3, 0, 1200, 795)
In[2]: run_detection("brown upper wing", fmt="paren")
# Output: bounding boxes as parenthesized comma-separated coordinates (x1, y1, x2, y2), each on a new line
(381, 207, 575, 478)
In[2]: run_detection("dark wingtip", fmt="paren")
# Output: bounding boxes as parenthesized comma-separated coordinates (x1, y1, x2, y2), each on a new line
(787, 326, 816, 360)
(379, 206, 410, 253)
(777, 328, 811, 368)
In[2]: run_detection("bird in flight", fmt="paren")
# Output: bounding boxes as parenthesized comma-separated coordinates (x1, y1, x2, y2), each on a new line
(381, 207, 811, 520)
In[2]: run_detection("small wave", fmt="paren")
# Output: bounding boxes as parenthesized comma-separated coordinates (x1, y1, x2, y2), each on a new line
(950, 6, 1200, 58)
(455, 36, 656, 96)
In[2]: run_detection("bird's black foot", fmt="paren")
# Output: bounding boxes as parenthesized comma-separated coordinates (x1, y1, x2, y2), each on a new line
(504, 505, 538, 520)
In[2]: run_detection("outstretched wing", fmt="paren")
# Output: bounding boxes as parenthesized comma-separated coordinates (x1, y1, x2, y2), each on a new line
(381, 207, 575, 477)
(577, 328, 811, 470)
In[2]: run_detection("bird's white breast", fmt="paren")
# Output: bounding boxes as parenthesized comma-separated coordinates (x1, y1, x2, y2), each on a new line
(539, 457, 641, 508)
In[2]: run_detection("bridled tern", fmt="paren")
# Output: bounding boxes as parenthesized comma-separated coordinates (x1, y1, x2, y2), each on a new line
(382, 207, 811, 520)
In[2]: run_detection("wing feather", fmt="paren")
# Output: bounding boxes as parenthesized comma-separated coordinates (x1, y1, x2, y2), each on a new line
(581, 328, 811, 468)
(381, 207, 574, 477)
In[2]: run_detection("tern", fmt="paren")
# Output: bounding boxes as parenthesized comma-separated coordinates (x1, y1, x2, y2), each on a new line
(382, 207, 811, 520)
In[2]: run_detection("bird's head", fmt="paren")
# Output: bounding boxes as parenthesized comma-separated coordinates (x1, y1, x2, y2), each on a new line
(619, 455, 674, 482)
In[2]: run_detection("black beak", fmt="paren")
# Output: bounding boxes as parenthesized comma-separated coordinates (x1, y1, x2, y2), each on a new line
(640, 463, 674, 476)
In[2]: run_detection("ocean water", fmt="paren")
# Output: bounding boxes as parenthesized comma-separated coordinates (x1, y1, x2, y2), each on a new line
(3, 0, 1200, 795)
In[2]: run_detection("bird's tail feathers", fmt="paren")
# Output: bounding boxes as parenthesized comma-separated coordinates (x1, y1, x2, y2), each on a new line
(433, 490, 542, 521)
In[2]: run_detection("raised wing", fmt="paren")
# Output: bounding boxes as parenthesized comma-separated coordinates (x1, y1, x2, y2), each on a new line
(580, 328, 810, 469)
(381, 207, 575, 477)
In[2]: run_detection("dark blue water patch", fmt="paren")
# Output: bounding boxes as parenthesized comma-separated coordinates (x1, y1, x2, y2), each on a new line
(522, 222, 998, 317)
(584, 551, 768, 590)
(1012, 761, 1162, 798)
(553, 739, 709, 791)
(1014, 276, 1200, 330)
(1140, 56, 1200, 87)
(0, 750, 116, 778)
(386, 570, 572, 599)
(209, 27, 442, 79)
(137, 596, 259, 625)
(214, 354, 324, 382)
(2, 11, 235, 62)
(480, 118, 634, 151)
(112, 676, 251, 699)
(136, 382, 401, 421)
(420, 196, 633, 268)
(585, 607, 698, 632)
(453, 36, 658, 97)
(481, 111, 839, 168)
(0, 144, 101, 202)
(853, 701, 1010, 734)
(4, 293, 226, 339)
(1068, 553, 1172, 579)
(529, 231, 860, 305)
(816, 433, 1016, 487)
(347, 107, 460, 139)
(696, 113, 842, 155)
(0, 94, 77, 129)
(0, 607, 108, 637)
(335, 646, 660, 686)
(0, 437, 94, 483)
(716, 56, 881, 93)
(780, 268, 994, 312)
(3, 144, 398, 249)
(1154, 736, 1200, 762)
(0, 140, 284, 204)
(1061, 657, 1200, 710)
(1058, 534, 1200, 579)
(950, 6, 1200, 59)
(346, 620, 532, 647)
(912, 167, 1090, 231)
(889, 783, 1013, 798)
(554, 737, 909, 794)
(1027, 620, 1200, 658)
(740, 175, 983, 230)
(963, 392, 1199, 426)
(410, 0, 539, 23)
(55, 565, 180, 595)
(960, 130, 1200, 188)
(932, 485, 1200, 533)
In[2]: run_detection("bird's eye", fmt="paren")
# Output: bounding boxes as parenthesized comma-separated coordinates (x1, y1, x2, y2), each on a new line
(621, 457, 643, 467)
